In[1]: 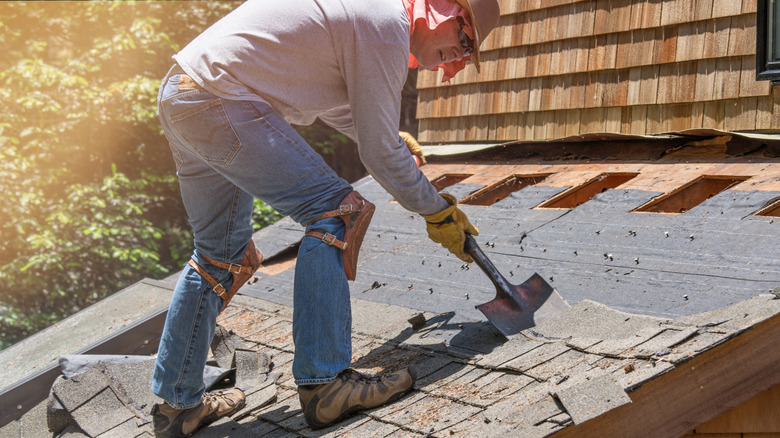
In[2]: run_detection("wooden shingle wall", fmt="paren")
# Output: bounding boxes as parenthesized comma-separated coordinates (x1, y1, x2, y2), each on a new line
(416, 0, 780, 143)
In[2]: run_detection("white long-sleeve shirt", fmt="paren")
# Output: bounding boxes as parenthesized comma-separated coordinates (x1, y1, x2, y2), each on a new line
(173, 0, 448, 216)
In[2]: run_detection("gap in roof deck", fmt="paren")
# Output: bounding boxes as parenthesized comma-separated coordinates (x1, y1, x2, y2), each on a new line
(755, 197, 780, 217)
(460, 174, 551, 206)
(633, 175, 750, 214)
(431, 173, 472, 192)
(536, 172, 639, 209)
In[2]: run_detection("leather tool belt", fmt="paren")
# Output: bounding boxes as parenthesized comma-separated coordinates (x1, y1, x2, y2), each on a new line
(305, 190, 375, 281)
(178, 74, 203, 91)
(188, 240, 263, 311)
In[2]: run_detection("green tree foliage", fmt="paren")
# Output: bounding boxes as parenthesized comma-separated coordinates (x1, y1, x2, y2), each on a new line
(0, 1, 420, 350)
(0, 1, 253, 348)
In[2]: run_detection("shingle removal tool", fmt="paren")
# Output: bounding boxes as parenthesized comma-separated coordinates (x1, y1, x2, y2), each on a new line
(464, 234, 570, 336)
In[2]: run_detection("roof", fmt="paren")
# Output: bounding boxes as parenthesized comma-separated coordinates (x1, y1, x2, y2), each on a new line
(1, 138, 779, 436)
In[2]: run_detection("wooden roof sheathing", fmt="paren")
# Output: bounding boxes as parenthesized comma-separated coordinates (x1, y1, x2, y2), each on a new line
(416, 0, 779, 143)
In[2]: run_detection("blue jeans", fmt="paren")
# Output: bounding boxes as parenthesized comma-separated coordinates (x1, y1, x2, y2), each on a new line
(152, 66, 354, 408)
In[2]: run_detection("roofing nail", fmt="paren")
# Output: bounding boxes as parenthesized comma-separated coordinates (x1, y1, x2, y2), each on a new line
(664, 231, 669, 237)
(683, 294, 689, 301)
(634, 257, 640, 264)
(689, 235, 695, 241)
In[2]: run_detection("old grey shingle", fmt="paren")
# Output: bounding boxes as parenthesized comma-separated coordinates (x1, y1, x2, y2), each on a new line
(502, 342, 570, 373)
(554, 374, 631, 425)
(70, 387, 134, 437)
(210, 325, 250, 369)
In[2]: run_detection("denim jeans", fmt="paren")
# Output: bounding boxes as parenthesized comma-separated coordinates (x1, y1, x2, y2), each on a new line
(152, 65, 354, 408)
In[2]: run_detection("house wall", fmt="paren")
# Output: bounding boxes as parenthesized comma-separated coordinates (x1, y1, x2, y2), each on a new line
(681, 383, 780, 437)
(416, 0, 780, 143)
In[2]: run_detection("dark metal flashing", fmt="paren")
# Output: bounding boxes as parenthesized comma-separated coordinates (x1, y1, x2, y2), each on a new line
(0, 306, 168, 428)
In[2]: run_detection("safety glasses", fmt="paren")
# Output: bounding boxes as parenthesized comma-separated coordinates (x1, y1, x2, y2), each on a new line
(456, 16, 475, 57)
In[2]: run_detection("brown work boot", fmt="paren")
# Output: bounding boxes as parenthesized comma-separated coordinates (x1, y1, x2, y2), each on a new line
(298, 368, 414, 429)
(151, 388, 246, 438)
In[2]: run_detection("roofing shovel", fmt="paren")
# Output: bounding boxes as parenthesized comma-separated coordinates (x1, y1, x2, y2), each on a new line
(464, 234, 570, 336)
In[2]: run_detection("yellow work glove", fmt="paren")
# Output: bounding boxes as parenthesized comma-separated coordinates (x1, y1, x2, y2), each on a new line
(399, 131, 427, 166)
(423, 193, 479, 263)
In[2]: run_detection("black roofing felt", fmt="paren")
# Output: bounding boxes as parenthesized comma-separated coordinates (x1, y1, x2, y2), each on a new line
(241, 175, 780, 326)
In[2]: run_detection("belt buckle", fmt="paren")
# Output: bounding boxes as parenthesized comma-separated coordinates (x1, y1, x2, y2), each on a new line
(320, 232, 337, 246)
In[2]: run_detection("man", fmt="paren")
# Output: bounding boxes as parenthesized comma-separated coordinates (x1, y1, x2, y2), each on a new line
(151, 0, 500, 436)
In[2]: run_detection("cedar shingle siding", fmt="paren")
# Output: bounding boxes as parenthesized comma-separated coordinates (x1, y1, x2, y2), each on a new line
(416, 0, 777, 142)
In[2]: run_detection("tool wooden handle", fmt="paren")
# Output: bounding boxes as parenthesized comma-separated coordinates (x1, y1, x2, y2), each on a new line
(464, 235, 512, 296)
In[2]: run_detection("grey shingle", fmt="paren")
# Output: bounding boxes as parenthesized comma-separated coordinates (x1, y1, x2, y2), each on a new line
(210, 325, 250, 369)
(70, 387, 134, 437)
(674, 294, 780, 330)
(554, 374, 631, 425)
(476, 335, 544, 368)
(378, 394, 481, 434)
(502, 342, 570, 373)
(532, 300, 668, 347)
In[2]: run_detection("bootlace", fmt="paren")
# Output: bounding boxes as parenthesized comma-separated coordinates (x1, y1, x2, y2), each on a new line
(341, 368, 382, 383)
(203, 390, 237, 410)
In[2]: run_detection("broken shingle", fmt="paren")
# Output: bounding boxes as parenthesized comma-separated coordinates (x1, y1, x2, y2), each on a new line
(477, 336, 544, 369)
(234, 349, 270, 389)
(70, 387, 134, 437)
(554, 374, 631, 425)
(532, 300, 668, 347)
(502, 342, 570, 373)
(210, 325, 250, 369)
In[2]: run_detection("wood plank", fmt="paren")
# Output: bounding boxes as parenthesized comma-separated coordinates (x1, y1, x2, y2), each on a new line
(756, 96, 773, 131)
(528, 77, 543, 112)
(540, 76, 555, 111)
(629, 105, 648, 134)
(696, 384, 780, 434)
(565, 109, 582, 136)
(638, 65, 660, 105)
(654, 25, 678, 64)
(661, 0, 696, 26)
(657, 63, 678, 104)
(728, 14, 756, 57)
(676, 21, 707, 62)
(580, 107, 606, 133)
(740, 55, 772, 98)
(641, 0, 663, 28)
(694, 0, 714, 20)
(694, 58, 718, 102)
(713, 57, 741, 100)
(552, 313, 780, 438)
(724, 97, 758, 131)
(627, 67, 642, 105)
(703, 17, 732, 59)
(712, 0, 742, 18)
(604, 107, 623, 132)
(584, 71, 606, 108)
(702, 100, 726, 130)
(588, 33, 619, 71)
(615, 31, 634, 70)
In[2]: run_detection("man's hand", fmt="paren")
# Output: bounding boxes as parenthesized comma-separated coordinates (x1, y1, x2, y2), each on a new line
(399, 131, 426, 166)
(422, 194, 478, 262)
